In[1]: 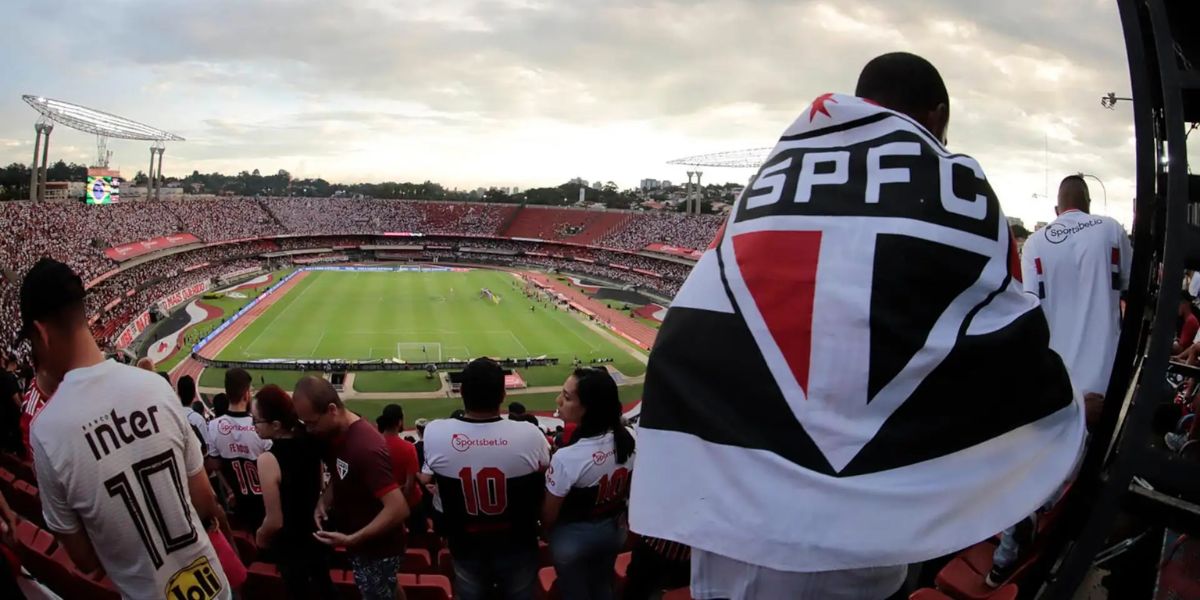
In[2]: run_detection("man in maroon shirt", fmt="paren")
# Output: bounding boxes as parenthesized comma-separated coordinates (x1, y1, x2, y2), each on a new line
(293, 376, 410, 600)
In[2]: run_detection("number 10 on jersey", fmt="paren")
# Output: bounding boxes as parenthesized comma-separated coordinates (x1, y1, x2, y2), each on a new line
(459, 467, 507, 516)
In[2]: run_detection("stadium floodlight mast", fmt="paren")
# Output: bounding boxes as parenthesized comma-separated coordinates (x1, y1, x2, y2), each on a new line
(22, 95, 184, 201)
(668, 148, 771, 215)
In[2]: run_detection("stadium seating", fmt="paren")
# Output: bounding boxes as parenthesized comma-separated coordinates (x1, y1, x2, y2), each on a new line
(15, 519, 121, 600)
(912, 585, 1017, 600)
(1, 197, 714, 359)
(397, 573, 454, 600)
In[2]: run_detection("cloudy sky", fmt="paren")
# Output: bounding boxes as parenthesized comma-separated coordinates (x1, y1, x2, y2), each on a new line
(0, 0, 1145, 227)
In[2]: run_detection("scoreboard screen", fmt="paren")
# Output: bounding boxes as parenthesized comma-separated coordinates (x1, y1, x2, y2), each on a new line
(86, 176, 120, 204)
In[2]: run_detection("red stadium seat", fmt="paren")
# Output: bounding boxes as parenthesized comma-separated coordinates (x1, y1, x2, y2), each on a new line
(408, 531, 442, 556)
(398, 573, 453, 600)
(242, 562, 287, 599)
(0, 454, 33, 484)
(229, 530, 258, 564)
(662, 588, 693, 600)
(0, 467, 15, 497)
(538, 565, 559, 600)
(9, 480, 43, 528)
(334, 568, 362, 600)
(436, 547, 454, 580)
(402, 547, 434, 574)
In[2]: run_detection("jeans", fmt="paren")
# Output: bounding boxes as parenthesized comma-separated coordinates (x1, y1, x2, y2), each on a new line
(992, 515, 1037, 572)
(452, 544, 539, 600)
(549, 517, 627, 600)
(349, 554, 404, 600)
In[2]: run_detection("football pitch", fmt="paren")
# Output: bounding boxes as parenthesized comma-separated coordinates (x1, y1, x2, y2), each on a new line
(210, 269, 647, 389)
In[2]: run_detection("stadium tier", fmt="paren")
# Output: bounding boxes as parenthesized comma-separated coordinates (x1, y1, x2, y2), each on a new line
(0, 198, 720, 355)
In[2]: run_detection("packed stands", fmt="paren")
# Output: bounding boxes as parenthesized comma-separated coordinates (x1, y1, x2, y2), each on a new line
(0, 197, 713, 358)
(500, 206, 633, 244)
(597, 210, 724, 253)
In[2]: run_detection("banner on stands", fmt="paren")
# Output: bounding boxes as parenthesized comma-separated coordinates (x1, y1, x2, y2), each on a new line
(644, 243, 703, 261)
(105, 234, 200, 262)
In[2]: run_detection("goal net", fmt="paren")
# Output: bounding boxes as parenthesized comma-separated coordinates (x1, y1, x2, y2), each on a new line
(396, 342, 442, 362)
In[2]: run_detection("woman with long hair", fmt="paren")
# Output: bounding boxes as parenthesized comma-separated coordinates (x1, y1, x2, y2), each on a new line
(543, 368, 636, 600)
(251, 384, 337, 599)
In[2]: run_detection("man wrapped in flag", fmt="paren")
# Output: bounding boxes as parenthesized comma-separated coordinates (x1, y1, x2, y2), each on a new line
(629, 52, 1086, 599)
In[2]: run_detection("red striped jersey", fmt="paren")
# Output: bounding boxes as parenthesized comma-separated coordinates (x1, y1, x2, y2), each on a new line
(20, 381, 48, 458)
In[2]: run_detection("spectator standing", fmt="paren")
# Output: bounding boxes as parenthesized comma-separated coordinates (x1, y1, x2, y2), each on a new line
(631, 53, 1085, 600)
(251, 385, 337, 600)
(376, 403, 425, 533)
(543, 368, 636, 600)
(420, 358, 550, 600)
(292, 376, 409, 600)
(212, 393, 229, 419)
(1176, 292, 1199, 354)
(1022, 175, 1132, 397)
(23, 258, 232, 599)
(207, 368, 271, 531)
(178, 375, 209, 455)
(507, 401, 540, 427)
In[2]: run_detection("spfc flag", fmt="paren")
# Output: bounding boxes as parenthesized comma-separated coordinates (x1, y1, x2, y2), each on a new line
(629, 94, 1086, 571)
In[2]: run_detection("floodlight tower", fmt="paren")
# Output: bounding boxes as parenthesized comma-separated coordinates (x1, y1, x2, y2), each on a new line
(669, 148, 771, 215)
(22, 95, 184, 201)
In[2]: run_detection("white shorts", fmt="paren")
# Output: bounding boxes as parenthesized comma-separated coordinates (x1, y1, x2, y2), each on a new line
(690, 549, 907, 600)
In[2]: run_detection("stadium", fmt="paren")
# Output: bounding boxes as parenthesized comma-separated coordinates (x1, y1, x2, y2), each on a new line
(1, 199, 721, 423)
(2, 2, 1198, 599)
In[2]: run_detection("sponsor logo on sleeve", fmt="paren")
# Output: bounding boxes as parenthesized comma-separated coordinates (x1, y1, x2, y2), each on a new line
(336, 458, 349, 479)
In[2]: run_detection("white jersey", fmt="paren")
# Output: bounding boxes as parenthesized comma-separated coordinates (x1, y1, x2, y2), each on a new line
(207, 412, 270, 525)
(31, 360, 229, 600)
(184, 408, 209, 453)
(422, 416, 549, 555)
(546, 430, 635, 522)
(1021, 210, 1132, 395)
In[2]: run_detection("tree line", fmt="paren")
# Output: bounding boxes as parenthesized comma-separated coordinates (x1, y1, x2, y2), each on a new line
(0, 162, 739, 213)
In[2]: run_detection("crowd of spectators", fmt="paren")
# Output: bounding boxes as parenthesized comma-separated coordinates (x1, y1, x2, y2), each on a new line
(170, 197, 281, 241)
(598, 211, 724, 252)
(1, 197, 715, 357)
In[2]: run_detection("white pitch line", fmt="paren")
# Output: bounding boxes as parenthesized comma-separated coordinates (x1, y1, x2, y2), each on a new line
(241, 274, 320, 354)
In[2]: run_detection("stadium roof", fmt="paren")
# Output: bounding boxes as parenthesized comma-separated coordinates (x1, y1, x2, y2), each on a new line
(22, 95, 184, 141)
(667, 148, 771, 168)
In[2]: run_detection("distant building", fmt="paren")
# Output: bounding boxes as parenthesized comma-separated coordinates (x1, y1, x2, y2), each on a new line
(568, 177, 589, 188)
(1006, 216, 1026, 231)
(640, 178, 660, 191)
(1034, 221, 1049, 231)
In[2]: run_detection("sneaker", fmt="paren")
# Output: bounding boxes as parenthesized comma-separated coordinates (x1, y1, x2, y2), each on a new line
(1165, 431, 1188, 452)
(984, 563, 1014, 588)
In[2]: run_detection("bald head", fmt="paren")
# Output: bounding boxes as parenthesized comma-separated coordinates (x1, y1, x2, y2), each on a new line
(1057, 175, 1091, 214)
(292, 376, 345, 438)
(136, 357, 155, 372)
(293, 376, 342, 413)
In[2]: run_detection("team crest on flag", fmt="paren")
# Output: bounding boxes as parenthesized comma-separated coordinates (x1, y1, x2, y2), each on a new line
(630, 94, 1086, 571)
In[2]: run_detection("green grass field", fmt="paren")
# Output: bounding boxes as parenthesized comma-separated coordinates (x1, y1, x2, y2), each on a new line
(210, 269, 646, 392)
